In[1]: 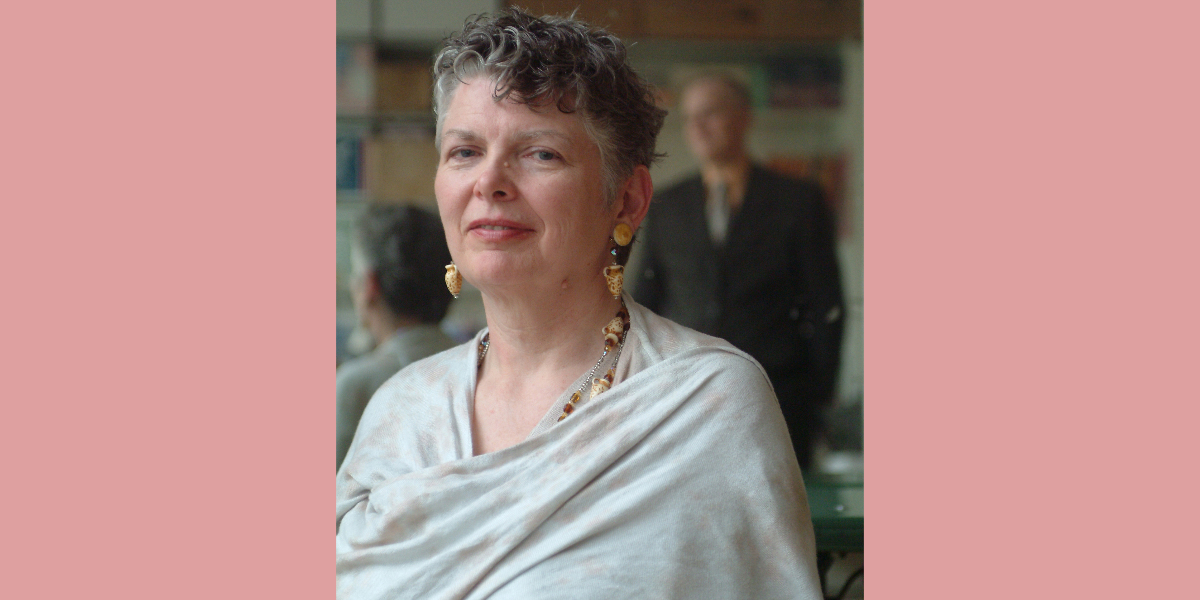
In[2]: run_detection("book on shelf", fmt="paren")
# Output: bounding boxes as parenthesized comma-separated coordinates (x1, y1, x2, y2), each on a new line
(363, 124, 439, 208)
(374, 58, 433, 114)
(337, 130, 364, 192)
(764, 54, 842, 110)
(337, 42, 374, 115)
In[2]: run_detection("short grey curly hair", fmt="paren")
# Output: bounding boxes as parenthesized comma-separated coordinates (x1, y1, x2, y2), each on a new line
(432, 7, 667, 205)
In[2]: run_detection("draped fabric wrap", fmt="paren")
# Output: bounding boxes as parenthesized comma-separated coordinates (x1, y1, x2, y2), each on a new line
(336, 298, 822, 599)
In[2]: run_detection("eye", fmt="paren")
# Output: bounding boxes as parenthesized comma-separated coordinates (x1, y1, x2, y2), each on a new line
(532, 150, 558, 161)
(449, 148, 478, 160)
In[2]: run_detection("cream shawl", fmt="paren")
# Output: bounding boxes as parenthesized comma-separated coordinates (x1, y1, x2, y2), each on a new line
(336, 298, 822, 599)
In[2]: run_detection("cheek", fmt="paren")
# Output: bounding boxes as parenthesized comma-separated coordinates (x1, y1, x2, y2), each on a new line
(436, 209, 460, 252)
(432, 186, 460, 250)
(434, 172, 462, 216)
(433, 169, 451, 203)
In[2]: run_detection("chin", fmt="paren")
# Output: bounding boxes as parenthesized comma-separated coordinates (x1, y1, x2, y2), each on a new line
(463, 254, 532, 289)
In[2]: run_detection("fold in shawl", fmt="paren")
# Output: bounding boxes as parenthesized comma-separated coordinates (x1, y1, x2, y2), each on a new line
(336, 298, 822, 599)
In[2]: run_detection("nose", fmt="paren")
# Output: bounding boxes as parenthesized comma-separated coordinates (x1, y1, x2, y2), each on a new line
(474, 156, 516, 202)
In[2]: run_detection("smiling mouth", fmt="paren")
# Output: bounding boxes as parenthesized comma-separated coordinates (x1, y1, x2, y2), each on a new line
(468, 221, 533, 240)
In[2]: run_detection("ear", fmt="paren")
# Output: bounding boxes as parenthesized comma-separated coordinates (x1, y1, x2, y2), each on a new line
(614, 165, 653, 231)
(362, 270, 383, 306)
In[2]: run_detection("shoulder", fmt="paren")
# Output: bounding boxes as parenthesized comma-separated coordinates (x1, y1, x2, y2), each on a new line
(628, 299, 774, 394)
(339, 338, 478, 477)
(336, 352, 397, 398)
(625, 301, 800, 489)
(750, 164, 825, 205)
(634, 303, 801, 476)
(354, 340, 474, 440)
(748, 165, 832, 223)
(368, 339, 471, 412)
(335, 354, 372, 385)
(389, 324, 459, 366)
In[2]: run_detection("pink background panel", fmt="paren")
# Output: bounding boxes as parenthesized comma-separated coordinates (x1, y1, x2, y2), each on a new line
(5, 1, 332, 598)
(868, 1, 1200, 598)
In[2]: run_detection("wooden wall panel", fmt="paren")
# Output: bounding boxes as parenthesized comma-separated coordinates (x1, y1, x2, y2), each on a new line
(508, 0, 861, 41)
(506, 0, 641, 38)
(760, 0, 861, 41)
(638, 0, 763, 39)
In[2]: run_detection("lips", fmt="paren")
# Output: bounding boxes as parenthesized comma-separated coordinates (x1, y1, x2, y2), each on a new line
(467, 218, 534, 241)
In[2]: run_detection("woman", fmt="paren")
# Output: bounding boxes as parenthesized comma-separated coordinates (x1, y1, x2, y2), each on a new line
(336, 9, 822, 599)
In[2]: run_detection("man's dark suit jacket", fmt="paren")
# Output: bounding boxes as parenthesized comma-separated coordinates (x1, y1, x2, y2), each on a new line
(634, 165, 845, 467)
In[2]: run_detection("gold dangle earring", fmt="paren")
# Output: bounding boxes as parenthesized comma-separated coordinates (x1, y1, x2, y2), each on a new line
(603, 223, 633, 299)
(445, 262, 462, 298)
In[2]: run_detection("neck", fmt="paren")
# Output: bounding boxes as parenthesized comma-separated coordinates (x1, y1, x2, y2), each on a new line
(701, 155, 751, 208)
(479, 276, 624, 379)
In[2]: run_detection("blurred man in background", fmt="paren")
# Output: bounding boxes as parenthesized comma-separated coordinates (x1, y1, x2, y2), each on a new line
(634, 74, 845, 470)
(336, 204, 456, 470)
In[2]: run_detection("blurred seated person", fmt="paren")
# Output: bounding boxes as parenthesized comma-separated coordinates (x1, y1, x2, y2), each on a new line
(336, 204, 456, 470)
(336, 9, 822, 599)
(634, 73, 845, 471)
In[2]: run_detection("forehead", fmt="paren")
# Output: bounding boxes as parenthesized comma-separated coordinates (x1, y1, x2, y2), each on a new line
(442, 77, 590, 144)
(682, 79, 746, 113)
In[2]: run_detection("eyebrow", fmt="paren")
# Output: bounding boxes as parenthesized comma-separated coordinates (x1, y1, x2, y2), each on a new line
(514, 130, 573, 148)
(440, 128, 574, 149)
(441, 129, 480, 143)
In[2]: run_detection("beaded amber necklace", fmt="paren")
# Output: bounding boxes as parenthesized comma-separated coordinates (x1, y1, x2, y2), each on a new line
(476, 302, 631, 423)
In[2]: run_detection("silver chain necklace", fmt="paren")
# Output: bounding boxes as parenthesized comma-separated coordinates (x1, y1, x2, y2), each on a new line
(476, 302, 630, 422)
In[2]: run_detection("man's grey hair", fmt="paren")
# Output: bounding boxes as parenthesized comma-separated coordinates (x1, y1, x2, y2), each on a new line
(683, 71, 753, 112)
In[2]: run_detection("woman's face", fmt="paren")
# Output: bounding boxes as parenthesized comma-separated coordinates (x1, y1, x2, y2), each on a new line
(435, 77, 615, 296)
